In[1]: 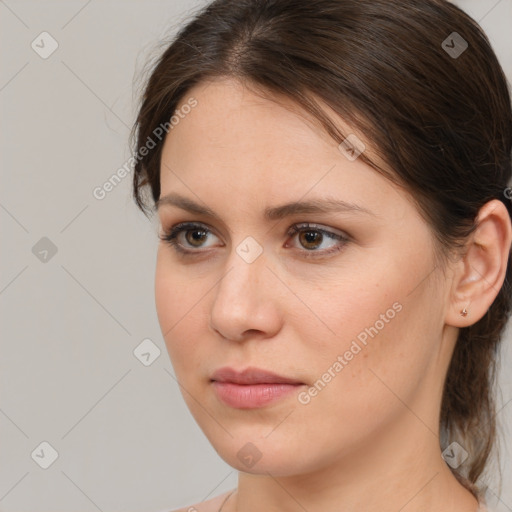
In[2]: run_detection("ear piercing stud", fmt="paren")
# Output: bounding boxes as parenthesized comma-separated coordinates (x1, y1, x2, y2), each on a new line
(460, 307, 469, 317)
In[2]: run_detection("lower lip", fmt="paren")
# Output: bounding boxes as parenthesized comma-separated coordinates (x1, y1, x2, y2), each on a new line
(211, 381, 303, 409)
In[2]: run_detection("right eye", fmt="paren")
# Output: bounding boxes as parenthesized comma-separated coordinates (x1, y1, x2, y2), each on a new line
(159, 222, 222, 255)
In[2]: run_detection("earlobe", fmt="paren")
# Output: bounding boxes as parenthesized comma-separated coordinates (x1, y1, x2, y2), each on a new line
(446, 199, 512, 328)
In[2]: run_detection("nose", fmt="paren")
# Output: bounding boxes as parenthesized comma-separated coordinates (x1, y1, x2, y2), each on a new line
(209, 245, 282, 342)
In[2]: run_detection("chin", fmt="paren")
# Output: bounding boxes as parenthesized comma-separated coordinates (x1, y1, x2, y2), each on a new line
(203, 431, 318, 476)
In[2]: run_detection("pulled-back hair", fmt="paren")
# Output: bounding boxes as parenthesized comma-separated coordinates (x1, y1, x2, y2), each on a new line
(131, 0, 512, 497)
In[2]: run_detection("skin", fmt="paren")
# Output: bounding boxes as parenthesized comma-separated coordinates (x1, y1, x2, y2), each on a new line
(155, 77, 511, 512)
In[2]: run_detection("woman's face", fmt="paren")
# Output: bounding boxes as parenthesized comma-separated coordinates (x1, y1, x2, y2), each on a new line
(155, 77, 455, 475)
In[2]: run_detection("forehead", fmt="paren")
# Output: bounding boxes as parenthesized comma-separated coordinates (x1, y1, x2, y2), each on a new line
(169, 78, 337, 156)
(164, 80, 355, 175)
(158, 77, 410, 223)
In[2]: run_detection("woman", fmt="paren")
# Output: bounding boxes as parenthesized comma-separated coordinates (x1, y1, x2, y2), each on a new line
(131, 0, 512, 510)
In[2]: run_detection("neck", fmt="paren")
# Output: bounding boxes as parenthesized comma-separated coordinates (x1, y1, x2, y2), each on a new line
(232, 413, 479, 512)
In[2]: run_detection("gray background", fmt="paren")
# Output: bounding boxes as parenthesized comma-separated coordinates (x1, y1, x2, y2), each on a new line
(0, 1, 511, 511)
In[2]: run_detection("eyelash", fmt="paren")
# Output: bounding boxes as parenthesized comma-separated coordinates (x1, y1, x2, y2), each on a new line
(159, 222, 350, 260)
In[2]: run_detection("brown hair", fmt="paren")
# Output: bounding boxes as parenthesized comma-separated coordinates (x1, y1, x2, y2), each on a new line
(131, 0, 512, 497)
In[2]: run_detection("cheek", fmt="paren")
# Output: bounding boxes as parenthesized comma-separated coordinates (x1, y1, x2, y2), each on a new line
(154, 253, 176, 335)
(154, 252, 204, 374)
(292, 250, 439, 415)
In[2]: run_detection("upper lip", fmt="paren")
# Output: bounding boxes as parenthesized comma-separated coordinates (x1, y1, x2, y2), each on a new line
(211, 366, 304, 385)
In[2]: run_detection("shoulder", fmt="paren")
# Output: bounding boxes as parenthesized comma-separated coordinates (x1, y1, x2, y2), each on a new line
(167, 489, 235, 512)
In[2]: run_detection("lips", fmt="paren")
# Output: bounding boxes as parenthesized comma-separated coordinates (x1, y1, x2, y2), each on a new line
(210, 366, 305, 409)
(210, 366, 304, 385)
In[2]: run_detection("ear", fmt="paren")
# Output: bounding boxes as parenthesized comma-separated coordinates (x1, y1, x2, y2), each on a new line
(446, 199, 512, 328)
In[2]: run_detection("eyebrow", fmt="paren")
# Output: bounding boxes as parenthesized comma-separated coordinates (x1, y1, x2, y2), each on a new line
(154, 192, 376, 220)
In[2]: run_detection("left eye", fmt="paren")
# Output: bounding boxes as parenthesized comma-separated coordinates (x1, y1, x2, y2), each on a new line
(159, 222, 349, 258)
(285, 223, 348, 254)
